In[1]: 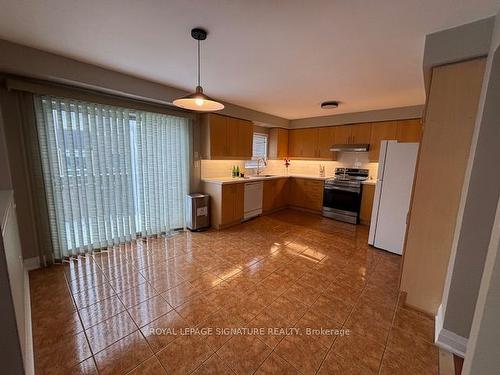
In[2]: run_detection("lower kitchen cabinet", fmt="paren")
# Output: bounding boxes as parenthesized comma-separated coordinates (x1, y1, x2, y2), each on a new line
(204, 177, 326, 230)
(359, 183, 375, 225)
(203, 182, 244, 229)
(288, 178, 324, 212)
(263, 178, 289, 213)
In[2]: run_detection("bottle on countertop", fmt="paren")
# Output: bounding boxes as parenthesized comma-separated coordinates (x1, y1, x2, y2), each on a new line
(319, 164, 325, 177)
(236, 165, 240, 177)
(232, 165, 236, 178)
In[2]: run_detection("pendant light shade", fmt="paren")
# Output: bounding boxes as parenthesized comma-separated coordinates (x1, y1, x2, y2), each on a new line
(173, 86, 224, 111)
(173, 28, 224, 112)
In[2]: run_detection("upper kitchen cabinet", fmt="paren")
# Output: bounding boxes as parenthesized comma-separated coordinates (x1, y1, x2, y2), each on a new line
(350, 123, 372, 144)
(368, 119, 422, 161)
(288, 128, 319, 158)
(317, 127, 336, 159)
(268, 128, 289, 159)
(289, 127, 336, 159)
(396, 118, 423, 143)
(235, 119, 253, 158)
(200, 114, 253, 159)
(334, 125, 352, 144)
(369, 121, 398, 161)
(333, 123, 372, 144)
(331, 123, 371, 160)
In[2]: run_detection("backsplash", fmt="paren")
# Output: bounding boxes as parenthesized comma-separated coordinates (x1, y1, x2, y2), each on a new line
(201, 152, 378, 180)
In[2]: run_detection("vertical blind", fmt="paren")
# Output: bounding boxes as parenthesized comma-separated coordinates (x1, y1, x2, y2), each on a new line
(252, 133, 268, 159)
(245, 133, 268, 168)
(34, 95, 191, 260)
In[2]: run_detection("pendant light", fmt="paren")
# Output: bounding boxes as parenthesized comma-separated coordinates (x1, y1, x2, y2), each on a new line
(173, 28, 224, 112)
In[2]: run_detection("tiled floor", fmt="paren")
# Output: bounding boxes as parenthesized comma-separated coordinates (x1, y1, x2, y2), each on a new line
(30, 209, 438, 374)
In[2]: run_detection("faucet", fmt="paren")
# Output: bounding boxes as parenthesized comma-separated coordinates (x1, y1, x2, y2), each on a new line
(256, 157, 267, 176)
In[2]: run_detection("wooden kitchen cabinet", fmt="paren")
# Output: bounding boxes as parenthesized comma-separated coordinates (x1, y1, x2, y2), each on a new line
(333, 123, 372, 145)
(288, 178, 324, 212)
(221, 183, 244, 226)
(203, 182, 244, 229)
(263, 178, 289, 213)
(317, 127, 336, 159)
(288, 128, 318, 158)
(291, 128, 319, 158)
(201, 114, 253, 159)
(287, 129, 302, 157)
(262, 180, 275, 213)
(289, 127, 336, 159)
(369, 121, 398, 162)
(350, 123, 372, 144)
(360, 183, 376, 225)
(268, 128, 289, 159)
(396, 118, 422, 143)
(333, 125, 351, 144)
(368, 119, 422, 161)
(236, 119, 253, 158)
(207, 114, 228, 158)
(274, 178, 289, 208)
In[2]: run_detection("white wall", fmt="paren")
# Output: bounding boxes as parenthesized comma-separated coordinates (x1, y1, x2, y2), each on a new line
(462, 9, 500, 373)
(439, 11, 500, 347)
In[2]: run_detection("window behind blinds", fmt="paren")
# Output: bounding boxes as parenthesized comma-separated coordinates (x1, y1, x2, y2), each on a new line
(33, 94, 191, 259)
(245, 133, 268, 168)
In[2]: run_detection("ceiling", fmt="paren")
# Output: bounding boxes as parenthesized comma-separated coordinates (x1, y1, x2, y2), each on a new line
(0, 0, 498, 120)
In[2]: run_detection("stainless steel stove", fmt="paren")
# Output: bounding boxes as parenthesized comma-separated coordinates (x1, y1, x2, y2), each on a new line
(322, 168, 369, 224)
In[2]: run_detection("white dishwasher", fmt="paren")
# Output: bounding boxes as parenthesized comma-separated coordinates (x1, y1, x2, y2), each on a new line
(243, 181, 263, 220)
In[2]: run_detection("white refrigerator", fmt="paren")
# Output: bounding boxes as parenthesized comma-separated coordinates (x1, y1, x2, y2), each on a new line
(368, 141, 419, 255)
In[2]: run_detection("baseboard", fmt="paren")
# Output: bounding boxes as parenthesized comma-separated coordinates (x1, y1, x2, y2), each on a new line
(288, 206, 322, 215)
(435, 304, 468, 357)
(24, 268, 34, 375)
(23, 257, 40, 271)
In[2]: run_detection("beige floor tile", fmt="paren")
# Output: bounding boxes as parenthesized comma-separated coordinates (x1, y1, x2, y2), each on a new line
(275, 333, 328, 375)
(140, 309, 188, 353)
(255, 352, 300, 375)
(73, 282, 116, 310)
(393, 307, 435, 343)
(85, 310, 137, 353)
(35, 330, 92, 374)
(157, 334, 215, 374)
(176, 295, 221, 326)
(67, 357, 99, 374)
(108, 271, 147, 294)
(332, 332, 385, 374)
(318, 350, 371, 374)
(310, 293, 354, 324)
(191, 353, 234, 375)
(30, 210, 439, 375)
(94, 331, 153, 375)
(79, 294, 126, 329)
(127, 355, 167, 374)
(117, 282, 157, 309)
(161, 280, 200, 307)
(217, 335, 272, 375)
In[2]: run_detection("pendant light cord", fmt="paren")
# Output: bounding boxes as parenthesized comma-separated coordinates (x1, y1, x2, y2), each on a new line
(197, 39, 201, 87)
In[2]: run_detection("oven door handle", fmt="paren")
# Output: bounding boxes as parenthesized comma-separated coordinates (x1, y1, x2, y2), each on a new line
(324, 186, 360, 193)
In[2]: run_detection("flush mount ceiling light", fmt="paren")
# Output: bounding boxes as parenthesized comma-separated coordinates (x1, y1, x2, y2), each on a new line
(173, 28, 224, 112)
(321, 100, 339, 109)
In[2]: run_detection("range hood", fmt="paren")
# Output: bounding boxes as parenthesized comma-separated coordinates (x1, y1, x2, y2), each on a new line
(329, 144, 370, 152)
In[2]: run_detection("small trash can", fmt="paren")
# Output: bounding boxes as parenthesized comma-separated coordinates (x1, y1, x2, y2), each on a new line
(185, 193, 210, 231)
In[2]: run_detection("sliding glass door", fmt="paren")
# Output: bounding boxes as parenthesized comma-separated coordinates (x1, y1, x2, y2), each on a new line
(34, 95, 191, 259)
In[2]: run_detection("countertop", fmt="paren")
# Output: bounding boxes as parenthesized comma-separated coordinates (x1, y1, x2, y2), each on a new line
(202, 174, 332, 185)
(361, 180, 377, 185)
